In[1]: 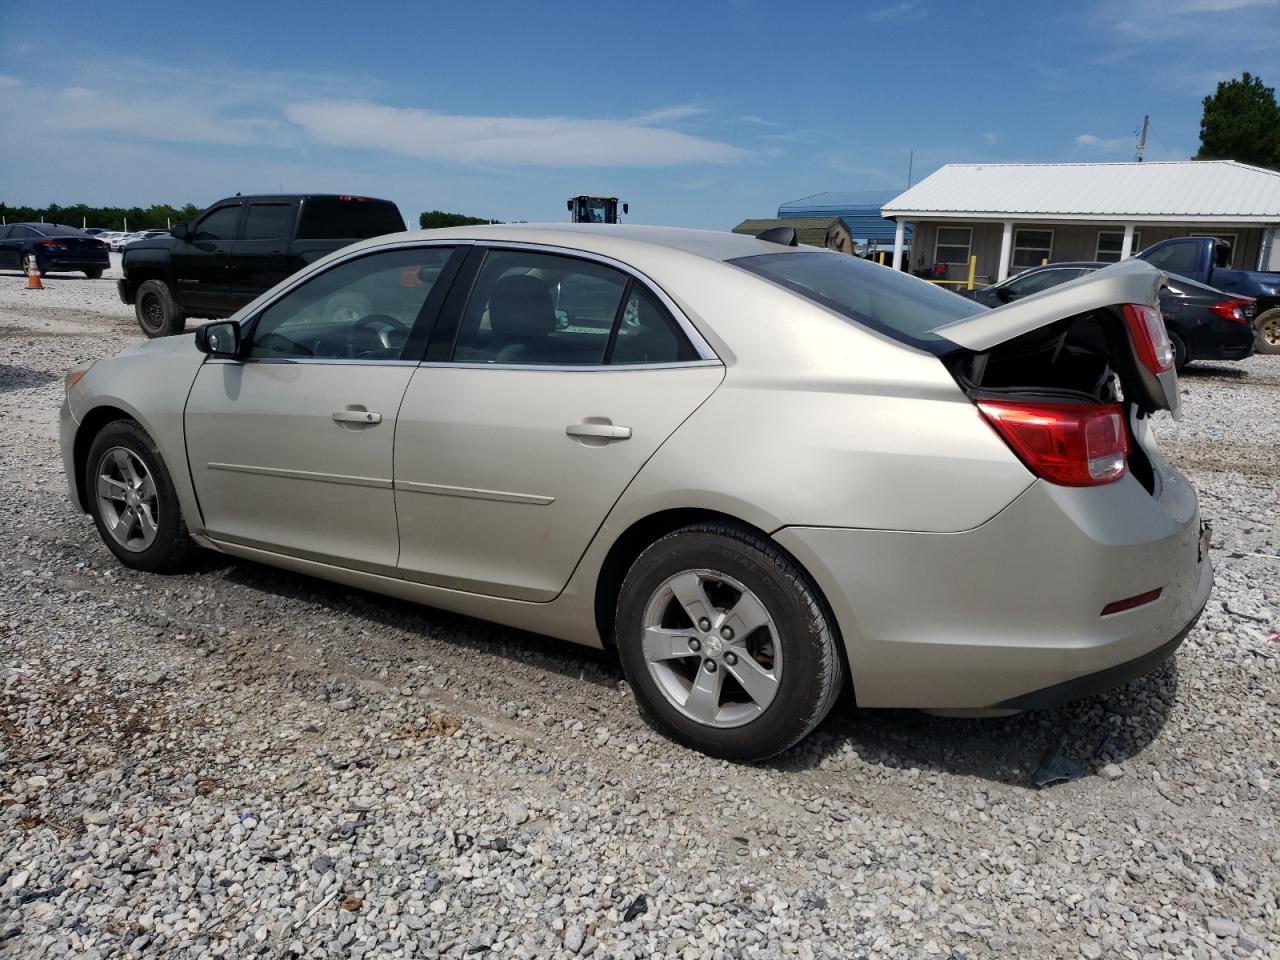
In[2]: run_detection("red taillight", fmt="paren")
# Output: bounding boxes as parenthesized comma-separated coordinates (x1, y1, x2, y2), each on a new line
(1207, 298, 1253, 324)
(1122, 304, 1174, 374)
(978, 400, 1129, 486)
(94, 240, 108, 251)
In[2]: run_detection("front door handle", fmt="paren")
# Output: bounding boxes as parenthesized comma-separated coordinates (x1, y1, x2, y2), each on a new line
(566, 421, 631, 441)
(333, 409, 382, 425)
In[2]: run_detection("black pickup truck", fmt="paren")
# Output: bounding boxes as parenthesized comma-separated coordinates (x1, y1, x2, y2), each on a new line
(119, 194, 406, 336)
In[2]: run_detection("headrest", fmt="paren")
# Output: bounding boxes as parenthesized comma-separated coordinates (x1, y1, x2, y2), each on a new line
(489, 275, 555, 340)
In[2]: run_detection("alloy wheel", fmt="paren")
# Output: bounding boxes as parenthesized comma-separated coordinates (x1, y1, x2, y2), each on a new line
(1263, 314, 1280, 349)
(95, 447, 160, 552)
(640, 569, 782, 728)
(140, 294, 165, 332)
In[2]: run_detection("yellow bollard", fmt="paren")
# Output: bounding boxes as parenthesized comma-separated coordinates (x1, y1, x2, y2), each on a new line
(878, 251, 886, 266)
(967, 255, 977, 290)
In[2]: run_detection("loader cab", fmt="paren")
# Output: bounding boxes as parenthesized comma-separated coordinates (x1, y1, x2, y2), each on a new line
(567, 195, 628, 224)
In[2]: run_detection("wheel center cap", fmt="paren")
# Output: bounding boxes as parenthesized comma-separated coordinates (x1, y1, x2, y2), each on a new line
(704, 636, 723, 657)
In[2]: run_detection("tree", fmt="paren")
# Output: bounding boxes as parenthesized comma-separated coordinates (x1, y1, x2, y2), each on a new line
(419, 210, 500, 229)
(1195, 71, 1280, 171)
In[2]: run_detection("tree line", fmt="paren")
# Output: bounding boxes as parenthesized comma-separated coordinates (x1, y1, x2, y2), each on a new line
(0, 202, 205, 231)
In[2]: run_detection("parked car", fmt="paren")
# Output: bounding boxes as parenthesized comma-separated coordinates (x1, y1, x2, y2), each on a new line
(1136, 236, 1280, 354)
(969, 261, 1255, 370)
(82, 227, 109, 237)
(0, 222, 109, 278)
(62, 225, 1210, 759)
(106, 233, 135, 252)
(119, 194, 407, 336)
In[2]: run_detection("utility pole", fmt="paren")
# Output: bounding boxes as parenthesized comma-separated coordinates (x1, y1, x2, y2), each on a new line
(1135, 115, 1149, 162)
(907, 149, 915, 188)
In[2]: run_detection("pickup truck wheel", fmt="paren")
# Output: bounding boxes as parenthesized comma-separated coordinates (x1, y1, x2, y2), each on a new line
(1255, 308, 1280, 355)
(84, 268, 103, 280)
(135, 279, 186, 338)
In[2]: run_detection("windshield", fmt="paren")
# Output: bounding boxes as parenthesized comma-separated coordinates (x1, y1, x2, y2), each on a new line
(730, 250, 984, 350)
(581, 199, 610, 222)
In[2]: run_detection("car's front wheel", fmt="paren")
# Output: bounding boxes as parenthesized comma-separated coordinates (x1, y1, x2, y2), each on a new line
(85, 419, 199, 572)
(84, 268, 103, 280)
(616, 523, 843, 761)
(135, 279, 186, 337)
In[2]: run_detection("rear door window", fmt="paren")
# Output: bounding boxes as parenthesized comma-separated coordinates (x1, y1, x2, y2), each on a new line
(243, 203, 295, 241)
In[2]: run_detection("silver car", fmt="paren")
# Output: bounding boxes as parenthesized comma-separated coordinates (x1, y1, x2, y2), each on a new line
(60, 225, 1213, 759)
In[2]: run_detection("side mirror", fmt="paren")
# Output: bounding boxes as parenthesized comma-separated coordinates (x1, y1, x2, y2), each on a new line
(172, 224, 191, 242)
(622, 203, 629, 215)
(194, 320, 242, 358)
(566, 200, 573, 211)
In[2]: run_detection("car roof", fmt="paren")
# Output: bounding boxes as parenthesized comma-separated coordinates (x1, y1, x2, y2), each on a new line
(351, 222, 818, 264)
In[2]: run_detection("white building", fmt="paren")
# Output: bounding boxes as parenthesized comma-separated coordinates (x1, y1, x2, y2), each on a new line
(882, 160, 1280, 283)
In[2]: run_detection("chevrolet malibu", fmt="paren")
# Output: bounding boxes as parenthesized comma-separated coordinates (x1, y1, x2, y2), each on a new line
(61, 225, 1212, 759)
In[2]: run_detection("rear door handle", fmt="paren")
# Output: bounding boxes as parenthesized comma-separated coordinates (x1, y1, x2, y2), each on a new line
(333, 409, 382, 424)
(566, 422, 631, 441)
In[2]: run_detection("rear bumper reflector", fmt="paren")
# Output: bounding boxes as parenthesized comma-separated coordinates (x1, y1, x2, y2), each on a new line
(1100, 587, 1163, 617)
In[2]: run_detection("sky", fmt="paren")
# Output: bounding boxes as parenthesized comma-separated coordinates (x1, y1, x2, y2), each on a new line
(2, 0, 1278, 229)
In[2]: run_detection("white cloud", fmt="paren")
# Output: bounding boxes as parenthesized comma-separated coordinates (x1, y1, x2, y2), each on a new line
(868, 2, 927, 22)
(631, 104, 709, 125)
(45, 86, 284, 146)
(980, 131, 1000, 145)
(739, 114, 781, 127)
(285, 100, 749, 168)
(1074, 133, 1134, 154)
(0, 74, 23, 89)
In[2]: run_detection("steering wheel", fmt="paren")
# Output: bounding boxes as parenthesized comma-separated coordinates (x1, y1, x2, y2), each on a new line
(346, 313, 410, 356)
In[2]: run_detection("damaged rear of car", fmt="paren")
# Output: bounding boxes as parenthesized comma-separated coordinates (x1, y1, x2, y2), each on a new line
(735, 252, 1212, 711)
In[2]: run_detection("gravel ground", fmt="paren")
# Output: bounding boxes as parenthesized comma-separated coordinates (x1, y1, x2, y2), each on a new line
(1, 263, 1277, 959)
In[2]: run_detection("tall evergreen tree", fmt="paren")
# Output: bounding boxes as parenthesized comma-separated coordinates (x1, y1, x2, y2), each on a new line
(1195, 72, 1280, 171)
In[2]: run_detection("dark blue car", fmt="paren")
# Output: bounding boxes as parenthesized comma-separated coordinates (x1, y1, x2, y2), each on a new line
(0, 223, 110, 279)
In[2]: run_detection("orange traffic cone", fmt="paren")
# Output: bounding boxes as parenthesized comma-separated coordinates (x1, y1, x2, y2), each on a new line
(25, 261, 44, 290)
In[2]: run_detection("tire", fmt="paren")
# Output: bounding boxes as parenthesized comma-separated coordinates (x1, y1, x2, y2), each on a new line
(21, 253, 37, 274)
(615, 523, 843, 761)
(1170, 332, 1189, 372)
(84, 419, 199, 573)
(84, 268, 103, 280)
(1255, 307, 1280, 356)
(135, 279, 186, 338)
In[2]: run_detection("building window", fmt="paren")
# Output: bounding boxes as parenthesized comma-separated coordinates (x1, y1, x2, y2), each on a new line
(1011, 228, 1053, 269)
(1096, 230, 1141, 262)
(934, 226, 972, 265)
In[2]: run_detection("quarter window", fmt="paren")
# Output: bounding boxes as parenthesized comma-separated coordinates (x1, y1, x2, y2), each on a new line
(610, 284, 698, 364)
(194, 205, 242, 242)
(248, 246, 453, 361)
(243, 203, 295, 241)
(1096, 231, 1141, 262)
(934, 227, 972, 266)
(1011, 228, 1053, 269)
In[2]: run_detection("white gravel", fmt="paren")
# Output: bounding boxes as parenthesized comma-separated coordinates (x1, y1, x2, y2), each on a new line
(1, 267, 1277, 959)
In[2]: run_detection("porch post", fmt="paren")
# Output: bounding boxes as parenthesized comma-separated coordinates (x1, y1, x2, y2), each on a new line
(997, 220, 1014, 282)
(1120, 222, 1136, 259)
(891, 218, 906, 271)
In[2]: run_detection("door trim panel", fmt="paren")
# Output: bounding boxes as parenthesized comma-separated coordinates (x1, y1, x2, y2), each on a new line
(207, 461, 392, 489)
(394, 479, 554, 505)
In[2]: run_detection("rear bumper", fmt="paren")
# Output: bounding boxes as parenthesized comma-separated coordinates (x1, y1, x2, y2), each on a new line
(774, 454, 1213, 709)
(1182, 317, 1256, 362)
(40, 256, 109, 272)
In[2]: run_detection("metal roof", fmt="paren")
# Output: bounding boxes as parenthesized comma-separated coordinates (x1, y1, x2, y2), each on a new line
(882, 160, 1280, 223)
(778, 190, 909, 242)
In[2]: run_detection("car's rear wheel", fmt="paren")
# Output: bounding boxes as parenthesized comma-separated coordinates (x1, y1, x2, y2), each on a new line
(1255, 307, 1280, 355)
(615, 523, 843, 761)
(135, 279, 185, 337)
(85, 419, 198, 573)
(1170, 331, 1189, 372)
(84, 268, 103, 280)
(21, 253, 37, 275)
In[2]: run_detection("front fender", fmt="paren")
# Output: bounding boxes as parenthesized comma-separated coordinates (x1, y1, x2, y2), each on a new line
(66, 336, 208, 533)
